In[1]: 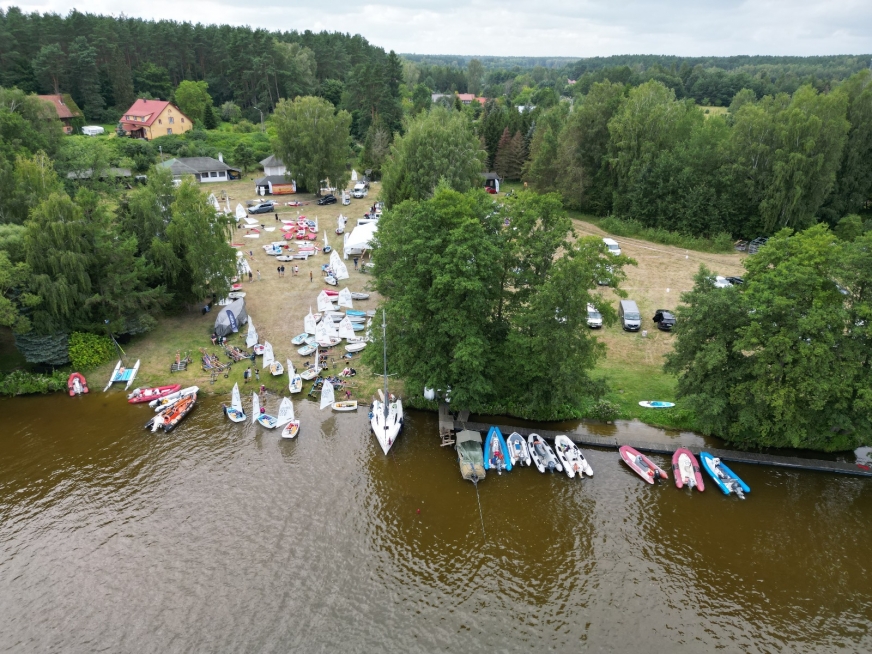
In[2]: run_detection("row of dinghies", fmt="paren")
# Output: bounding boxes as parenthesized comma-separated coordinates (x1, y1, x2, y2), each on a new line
(456, 427, 750, 498)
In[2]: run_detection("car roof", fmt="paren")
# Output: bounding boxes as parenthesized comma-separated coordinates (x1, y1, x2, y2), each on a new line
(602, 237, 619, 246)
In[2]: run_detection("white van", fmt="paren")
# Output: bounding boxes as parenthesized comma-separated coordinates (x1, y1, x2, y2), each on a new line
(81, 126, 105, 136)
(352, 183, 367, 198)
(603, 237, 621, 256)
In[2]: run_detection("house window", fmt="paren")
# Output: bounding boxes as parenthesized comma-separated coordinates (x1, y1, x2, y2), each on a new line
(158, 119, 162, 125)
(169, 117, 175, 124)
(167, 128, 173, 135)
(210, 171, 218, 177)
(181, 118, 185, 123)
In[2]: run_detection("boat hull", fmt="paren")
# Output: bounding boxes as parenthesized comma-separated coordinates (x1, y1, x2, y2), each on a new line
(332, 401, 358, 412)
(700, 452, 749, 498)
(619, 445, 668, 484)
(67, 372, 89, 396)
(256, 414, 278, 429)
(672, 448, 705, 491)
(128, 384, 181, 404)
(281, 420, 300, 439)
(484, 426, 512, 474)
(225, 407, 246, 423)
(528, 434, 562, 473)
(554, 435, 593, 478)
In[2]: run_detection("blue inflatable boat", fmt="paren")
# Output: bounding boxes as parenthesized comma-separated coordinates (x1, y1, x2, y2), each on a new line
(700, 452, 750, 499)
(484, 426, 512, 474)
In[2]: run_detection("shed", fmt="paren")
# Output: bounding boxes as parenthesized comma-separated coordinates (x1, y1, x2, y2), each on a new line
(254, 175, 296, 195)
(214, 298, 248, 338)
(482, 172, 501, 193)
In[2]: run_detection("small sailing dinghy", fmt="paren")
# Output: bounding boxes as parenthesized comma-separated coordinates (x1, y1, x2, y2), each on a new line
(320, 379, 335, 410)
(279, 397, 300, 439)
(456, 430, 486, 482)
(700, 452, 749, 498)
(300, 366, 320, 380)
(370, 311, 403, 455)
(350, 292, 370, 300)
(345, 342, 367, 352)
(67, 373, 89, 396)
(262, 342, 283, 376)
(620, 445, 668, 484)
(506, 432, 531, 467)
(246, 317, 258, 348)
(333, 400, 358, 411)
(554, 435, 594, 478)
(252, 393, 278, 429)
(253, 344, 265, 356)
(287, 360, 302, 393)
(225, 383, 246, 423)
(291, 333, 309, 346)
(297, 344, 316, 356)
(103, 359, 140, 391)
(672, 448, 705, 491)
(146, 392, 196, 433)
(484, 426, 512, 474)
(128, 384, 181, 404)
(528, 434, 562, 473)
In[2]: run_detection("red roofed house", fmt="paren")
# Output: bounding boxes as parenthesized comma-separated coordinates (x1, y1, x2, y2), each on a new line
(118, 99, 193, 140)
(38, 94, 81, 134)
(456, 93, 488, 105)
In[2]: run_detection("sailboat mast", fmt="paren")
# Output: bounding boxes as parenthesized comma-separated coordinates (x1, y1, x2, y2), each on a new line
(381, 309, 389, 419)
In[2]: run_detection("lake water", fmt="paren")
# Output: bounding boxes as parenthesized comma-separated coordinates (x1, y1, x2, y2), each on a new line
(1, 392, 870, 652)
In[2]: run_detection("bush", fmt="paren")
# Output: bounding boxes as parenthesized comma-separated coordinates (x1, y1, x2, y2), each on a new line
(599, 217, 735, 253)
(586, 399, 621, 422)
(0, 369, 68, 396)
(68, 332, 116, 370)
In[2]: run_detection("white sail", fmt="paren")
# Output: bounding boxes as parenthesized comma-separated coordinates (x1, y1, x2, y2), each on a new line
(251, 393, 260, 423)
(338, 287, 353, 308)
(263, 341, 275, 370)
(315, 319, 329, 342)
(317, 290, 335, 313)
(231, 383, 243, 412)
(320, 379, 335, 410)
(208, 193, 221, 212)
(330, 250, 349, 280)
(286, 359, 295, 375)
(225, 195, 231, 214)
(338, 215, 347, 230)
(235, 204, 247, 221)
(304, 308, 317, 335)
(337, 317, 356, 340)
(324, 230, 329, 249)
(351, 169, 358, 181)
(246, 318, 258, 348)
(276, 397, 294, 427)
(244, 217, 260, 226)
(324, 317, 338, 338)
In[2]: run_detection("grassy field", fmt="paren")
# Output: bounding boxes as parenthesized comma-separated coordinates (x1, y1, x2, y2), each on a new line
(699, 105, 729, 118)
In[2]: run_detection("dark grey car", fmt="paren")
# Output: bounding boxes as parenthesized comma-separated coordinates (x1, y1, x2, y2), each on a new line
(653, 309, 676, 331)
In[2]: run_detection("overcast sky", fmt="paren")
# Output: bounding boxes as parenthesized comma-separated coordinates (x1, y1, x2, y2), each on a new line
(4, 0, 871, 57)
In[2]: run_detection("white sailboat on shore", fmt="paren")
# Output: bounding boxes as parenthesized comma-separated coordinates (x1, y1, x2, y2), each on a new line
(370, 310, 403, 454)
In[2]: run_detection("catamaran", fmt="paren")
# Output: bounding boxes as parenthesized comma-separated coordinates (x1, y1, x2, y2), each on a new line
(370, 310, 403, 455)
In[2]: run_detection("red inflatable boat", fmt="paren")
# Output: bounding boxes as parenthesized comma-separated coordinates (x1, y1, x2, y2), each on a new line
(672, 448, 705, 491)
(67, 373, 89, 396)
(619, 445, 668, 484)
(127, 384, 182, 404)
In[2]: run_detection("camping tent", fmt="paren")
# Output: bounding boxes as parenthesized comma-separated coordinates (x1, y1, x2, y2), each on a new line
(214, 298, 248, 338)
(343, 221, 378, 259)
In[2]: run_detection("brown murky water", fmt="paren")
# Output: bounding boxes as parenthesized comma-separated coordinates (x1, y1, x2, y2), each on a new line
(1, 392, 870, 652)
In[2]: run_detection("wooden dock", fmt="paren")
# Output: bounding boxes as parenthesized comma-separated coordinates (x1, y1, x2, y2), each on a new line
(451, 419, 872, 478)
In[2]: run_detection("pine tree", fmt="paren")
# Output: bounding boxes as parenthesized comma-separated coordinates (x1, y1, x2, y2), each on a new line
(493, 128, 513, 178)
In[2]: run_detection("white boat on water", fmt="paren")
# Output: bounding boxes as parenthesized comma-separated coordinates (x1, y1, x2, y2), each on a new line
(370, 310, 403, 455)
(553, 435, 593, 478)
(287, 360, 302, 393)
(506, 432, 531, 467)
(252, 393, 277, 429)
(150, 385, 199, 411)
(320, 379, 335, 410)
(276, 397, 299, 439)
(225, 382, 246, 422)
(528, 433, 562, 473)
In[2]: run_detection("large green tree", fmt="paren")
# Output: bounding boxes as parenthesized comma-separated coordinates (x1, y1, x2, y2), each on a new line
(665, 225, 872, 451)
(173, 80, 213, 124)
(272, 95, 351, 194)
(380, 106, 486, 208)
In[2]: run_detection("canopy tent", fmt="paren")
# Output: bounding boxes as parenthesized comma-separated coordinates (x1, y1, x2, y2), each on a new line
(214, 298, 248, 338)
(343, 221, 378, 259)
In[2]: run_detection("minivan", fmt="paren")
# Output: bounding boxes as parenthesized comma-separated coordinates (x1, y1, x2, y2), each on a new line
(352, 183, 367, 198)
(619, 299, 641, 331)
(603, 238, 621, 256)
(586, 303, 603, 329)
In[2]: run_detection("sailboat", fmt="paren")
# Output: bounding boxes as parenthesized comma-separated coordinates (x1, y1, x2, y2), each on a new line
(323, 229, 332, 255)
(225, 382, 246, 422)
(337, 287, 353, 309)
(304, 307, 317, 335)
(263, 341, 284, 376)
(235, 203, 247, 222)
(279, 397, 300, 439)
(320, 379, 335, 410)
(287, 359, 302, 393)
(252, 393, 278, 428)
(370, 310, 403, 454)
(329, 249, 349, 280)
(246, 317, 258, 348)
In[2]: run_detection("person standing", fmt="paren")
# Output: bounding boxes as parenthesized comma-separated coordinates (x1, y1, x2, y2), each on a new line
(275, 212, 279, 222)
(244, 367, 251, 384)
(277, 265, 281, 278)
(248, 271, 253, 282)
(257, 269, 261, 281)
(255, 367, 260, 382)
(281, 265, 286, 277)
(309, 270, 313, 282)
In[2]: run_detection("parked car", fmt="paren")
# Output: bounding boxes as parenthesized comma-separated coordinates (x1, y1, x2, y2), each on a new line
(352, 183, 367, 198)
(725, 276, 744, 285)
(586, 304, 603, 329)
(653, 309, 676, 331)
(713, 276, 732, 288)
(603, 237, 621, 256)
(619, 300, 642, 331)
(248, 201, 275, 215)
(317, 194, 337, 206)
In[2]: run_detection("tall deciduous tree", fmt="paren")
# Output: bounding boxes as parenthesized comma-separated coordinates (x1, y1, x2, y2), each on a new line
(173, 80, 213, 124)
(380, 106, 486, 207)
(272, 95, 351, 195)
(467, 58, 484, 96)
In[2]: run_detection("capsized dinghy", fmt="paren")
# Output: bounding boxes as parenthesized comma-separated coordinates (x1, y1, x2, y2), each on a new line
(483, 426, 512, 474)
(700, 452, 749, 499)
(554, 435, 593, 478)
(528, 434, 562, 473)
(506, 432, 531, 467)
(672, 448, 705, 491)
(619, 445, 668, 484)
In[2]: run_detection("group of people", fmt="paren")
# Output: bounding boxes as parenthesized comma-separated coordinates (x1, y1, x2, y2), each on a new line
(276, 265, 300, 278)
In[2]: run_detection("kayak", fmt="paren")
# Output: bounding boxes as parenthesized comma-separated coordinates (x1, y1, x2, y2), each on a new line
(619, 445, 668, 484)
(554, 435, 593, 479)
(483, 426, 512, 474)
(528, 433, 562, 473)
(700, 452, 749, 499)
(506, 432, 531, 467)
(128, 384, 181, 404)
(639, 401, 676, 408)
(672, 448, 705, 491)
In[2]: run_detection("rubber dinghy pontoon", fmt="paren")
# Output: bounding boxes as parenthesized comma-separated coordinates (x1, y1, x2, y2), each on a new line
(146, 393, 196, 433)
(700, 452, 749, 499)
(528, 434, 562, 473)
(554, 435, 593, 479)
(483, 426, 512, 475)
(67, 373, 89, 396)
(127, 385, 181, 404)
(672, 448, 705, 492)
(619, 445, 668, 484)
(506, 432, 531, 467)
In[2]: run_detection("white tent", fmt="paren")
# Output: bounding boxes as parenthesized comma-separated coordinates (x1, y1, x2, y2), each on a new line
(343, 221, 378, 259)
(351, 169, 358, 181)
